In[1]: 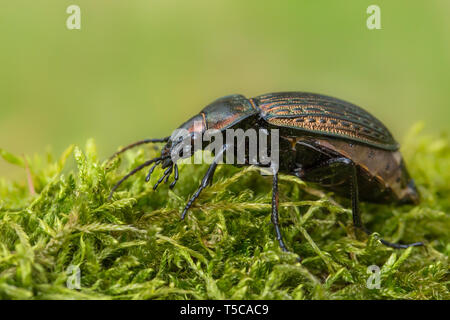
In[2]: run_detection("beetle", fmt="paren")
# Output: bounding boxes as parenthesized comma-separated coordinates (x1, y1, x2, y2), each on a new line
(108, 92, 423, 257)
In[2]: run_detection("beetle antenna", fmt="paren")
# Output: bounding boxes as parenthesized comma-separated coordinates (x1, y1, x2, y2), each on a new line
(108, 137, 170, 161)
(108, 155, 169, 200)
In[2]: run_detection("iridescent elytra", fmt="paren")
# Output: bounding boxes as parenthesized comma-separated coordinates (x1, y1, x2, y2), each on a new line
(109, 92, 423, 260)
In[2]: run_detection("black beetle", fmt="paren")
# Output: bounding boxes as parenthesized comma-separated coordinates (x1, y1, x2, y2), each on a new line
(109, 92, 423, 257)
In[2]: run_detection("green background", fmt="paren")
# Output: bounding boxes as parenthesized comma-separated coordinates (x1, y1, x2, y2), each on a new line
(1, 0, 449, 178)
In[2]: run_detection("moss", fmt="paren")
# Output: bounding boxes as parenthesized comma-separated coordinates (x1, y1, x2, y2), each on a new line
(0, 123, 448, 300)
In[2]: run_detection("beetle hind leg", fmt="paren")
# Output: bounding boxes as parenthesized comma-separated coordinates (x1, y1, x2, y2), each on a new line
(349, 162, 424, 249)
(378, 238, 423, 249)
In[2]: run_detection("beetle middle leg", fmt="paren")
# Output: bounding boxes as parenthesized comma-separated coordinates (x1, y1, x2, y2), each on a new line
(271, 171, 289, 253)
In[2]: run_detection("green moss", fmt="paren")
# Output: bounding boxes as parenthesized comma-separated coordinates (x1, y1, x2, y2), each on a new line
(0, 124, 448, 300)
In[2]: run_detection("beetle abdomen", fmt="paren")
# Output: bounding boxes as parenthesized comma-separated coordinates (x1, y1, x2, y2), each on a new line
(252, 92, 399, 151)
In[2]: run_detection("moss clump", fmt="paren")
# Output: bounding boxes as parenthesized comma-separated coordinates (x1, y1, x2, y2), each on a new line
(0, 124, 448, 300)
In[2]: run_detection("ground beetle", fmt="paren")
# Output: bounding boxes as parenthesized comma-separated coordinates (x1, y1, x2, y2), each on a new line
(109, 92, 423, 258)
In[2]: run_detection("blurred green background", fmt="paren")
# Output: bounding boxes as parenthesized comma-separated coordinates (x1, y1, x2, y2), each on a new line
(1, 0, 449, 179)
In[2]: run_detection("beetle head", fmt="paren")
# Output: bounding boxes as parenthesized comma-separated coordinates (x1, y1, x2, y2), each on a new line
(163, 113, 206, 161)
(108, 94, 258, 199)
(142, 115, 207, 191)
(161, 94, 258, 164)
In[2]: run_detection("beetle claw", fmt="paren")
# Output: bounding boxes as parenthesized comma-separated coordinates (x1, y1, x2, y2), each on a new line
(169, 164, 179, 189)
(145, 162, 160, 182)
(153, 165, 173, 190)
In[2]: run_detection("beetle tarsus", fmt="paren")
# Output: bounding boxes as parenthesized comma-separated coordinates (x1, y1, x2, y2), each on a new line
(180, 161, 218, 220)
(379, 239, 424, 249)
(181, 185, 204, 220)
(169, 164, 179, 189)
(180, 147, 224, 220)
(145, 161, 160, 182)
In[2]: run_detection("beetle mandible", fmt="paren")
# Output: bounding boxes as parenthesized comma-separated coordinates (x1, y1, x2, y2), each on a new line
(108, 92, 423, 257)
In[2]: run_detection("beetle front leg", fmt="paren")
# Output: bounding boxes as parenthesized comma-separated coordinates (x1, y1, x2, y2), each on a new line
(180, 160, 218, 220)
(180, 145, 228, 220)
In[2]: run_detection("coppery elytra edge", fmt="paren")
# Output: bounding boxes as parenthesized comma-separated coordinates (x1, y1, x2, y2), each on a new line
(108, 92, 424, 260)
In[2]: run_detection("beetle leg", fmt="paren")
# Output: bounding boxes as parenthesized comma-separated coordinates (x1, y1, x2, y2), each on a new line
(180, 160, 218, 220)
(180, 145, 228, 220)
(349, 162, 424, 248)
(271, 171, 289, 253)
(164, 166, 173, 183)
